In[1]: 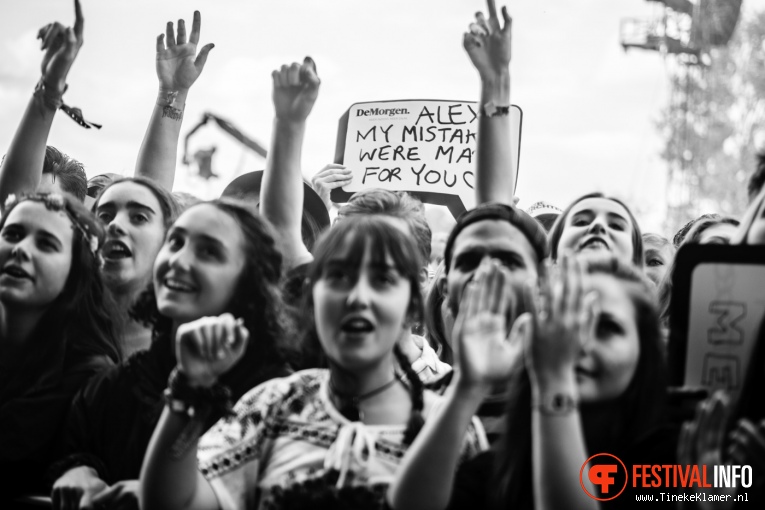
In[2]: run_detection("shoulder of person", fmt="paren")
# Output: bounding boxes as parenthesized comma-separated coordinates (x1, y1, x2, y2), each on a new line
(233, 368, 327, 415)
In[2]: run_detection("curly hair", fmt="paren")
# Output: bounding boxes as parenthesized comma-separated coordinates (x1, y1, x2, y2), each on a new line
(548, 192, 644, 267)
(131, 198, 293, 377)
(0, 193, 121, 362)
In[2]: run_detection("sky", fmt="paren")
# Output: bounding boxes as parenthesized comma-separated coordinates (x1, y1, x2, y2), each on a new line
(1, 0, 763, 234)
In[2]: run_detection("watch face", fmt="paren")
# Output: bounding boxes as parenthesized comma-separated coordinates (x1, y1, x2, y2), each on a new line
(552, 394, 569, 410)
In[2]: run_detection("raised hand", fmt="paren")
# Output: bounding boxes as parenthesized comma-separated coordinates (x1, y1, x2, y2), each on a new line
(678, 391, 736, 509)
(37, 0, 84, 94)
(311, 164, 352, 210)
(463, 0, 512, 82)
(452, 258, 522, 390)
(523, 255, 598, 387)
(272, 57, 321, 124)
(156, 11, 214, 93)
(175, 313, 249, 388)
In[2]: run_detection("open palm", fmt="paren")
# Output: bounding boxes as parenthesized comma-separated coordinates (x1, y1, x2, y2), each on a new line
(156, 11, 213, 92)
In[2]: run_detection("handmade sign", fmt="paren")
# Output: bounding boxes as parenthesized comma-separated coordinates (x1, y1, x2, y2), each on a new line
(669, 245, 765, 398)
(332, 99, 522, 218)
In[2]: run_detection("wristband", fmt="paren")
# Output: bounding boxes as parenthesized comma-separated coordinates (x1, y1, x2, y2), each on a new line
(33, 77, 102, 129)
(165, 367, 235, 419)
(480, 100, 511, 117)
(532, 392, 578, 416)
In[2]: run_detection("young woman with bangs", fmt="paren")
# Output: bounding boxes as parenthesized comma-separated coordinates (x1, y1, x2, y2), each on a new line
(139, 216, 486, 510)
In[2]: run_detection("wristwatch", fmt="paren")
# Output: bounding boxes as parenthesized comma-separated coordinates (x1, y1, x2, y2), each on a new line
(533, 392, 578, 416)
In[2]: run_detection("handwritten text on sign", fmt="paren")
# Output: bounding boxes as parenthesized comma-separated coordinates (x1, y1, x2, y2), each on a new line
(341, 100, 521, 211)
(684, 263, 765, 397)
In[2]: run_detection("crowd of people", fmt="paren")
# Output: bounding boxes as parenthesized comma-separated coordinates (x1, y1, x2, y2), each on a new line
(2, 1, 765, 509)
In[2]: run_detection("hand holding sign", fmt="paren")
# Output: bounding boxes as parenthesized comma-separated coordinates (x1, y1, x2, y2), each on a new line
(311, 163, 352, 211)
(463, 0, 512, 83)
(272, 57, 321, 124)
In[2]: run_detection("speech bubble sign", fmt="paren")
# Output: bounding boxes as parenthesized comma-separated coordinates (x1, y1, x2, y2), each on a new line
(332, 99, 522, 218)
(669, 245, 765, 399)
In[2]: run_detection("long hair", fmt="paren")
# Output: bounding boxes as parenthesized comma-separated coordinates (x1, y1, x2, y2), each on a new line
(92, 176, 182, 229)
(548, 192, 644, 267)
(492, 257, 666, 509)
(0, 193, 122, 363)
(302, 216, 425, 443)
(424, 260, 453, 364)
(131, 198, 292, 377)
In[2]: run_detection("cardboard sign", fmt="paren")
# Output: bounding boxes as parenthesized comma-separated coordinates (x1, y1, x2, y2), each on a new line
(332, 99, 522, 218)
(668, 245, 765, 398)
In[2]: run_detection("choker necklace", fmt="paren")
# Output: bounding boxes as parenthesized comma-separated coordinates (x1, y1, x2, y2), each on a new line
(329, 374, 400, 422)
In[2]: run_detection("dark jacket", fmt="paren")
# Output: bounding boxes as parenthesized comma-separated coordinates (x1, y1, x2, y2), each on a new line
(51, 331, 291, 484)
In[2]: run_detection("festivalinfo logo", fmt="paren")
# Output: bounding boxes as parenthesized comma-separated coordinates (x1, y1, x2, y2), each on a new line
(579, 453, 753, 502)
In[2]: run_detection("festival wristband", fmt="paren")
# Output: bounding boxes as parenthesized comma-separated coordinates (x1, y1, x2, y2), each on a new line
(480, 100, 511, 117)
(33, 77, 102, 129)
(532, 392, 578, 416)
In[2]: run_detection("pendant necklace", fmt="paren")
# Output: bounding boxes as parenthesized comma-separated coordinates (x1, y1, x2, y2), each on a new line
(329, 374, 401, 422)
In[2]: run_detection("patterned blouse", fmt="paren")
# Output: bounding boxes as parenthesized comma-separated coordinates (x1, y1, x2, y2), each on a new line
(198, 369, 487, 510)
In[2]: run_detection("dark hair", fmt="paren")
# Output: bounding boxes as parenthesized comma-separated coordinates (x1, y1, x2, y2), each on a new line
(303, 215, 425, 443)
(548, 192, 644, 267)
(423, 260, 453, 364)
(673, 213, 739, 247)
(93, 177, 181, 230)
(131, 198, 291, 378)
(748, 152, 765, 205)
(659, 214, 740, 325)
(0, 193, 122, 362)
(42, 146, 87, 201)
(492, 257, 666, 509)
(443, 203, 549, 273)
(338, 189, 432, 265)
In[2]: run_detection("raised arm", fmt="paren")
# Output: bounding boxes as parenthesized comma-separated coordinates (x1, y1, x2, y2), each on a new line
(464, 0, 515, 206)
(388, 260, 517, 510)
(134, 11, 214, 189)
(141, 314, 247, 510)
(0, 0, 83, 202)
(260, 58, 321, 268)
(524, 255, 599, 510)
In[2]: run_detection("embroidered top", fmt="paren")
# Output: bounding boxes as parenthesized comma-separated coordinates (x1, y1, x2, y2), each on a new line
(198, 369, 487, 510)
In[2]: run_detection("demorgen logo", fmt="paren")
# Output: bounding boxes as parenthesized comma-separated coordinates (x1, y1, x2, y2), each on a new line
(580, 453, 628, 501)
